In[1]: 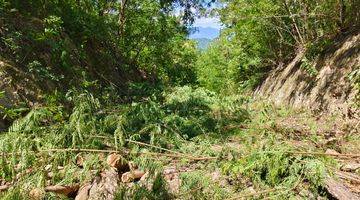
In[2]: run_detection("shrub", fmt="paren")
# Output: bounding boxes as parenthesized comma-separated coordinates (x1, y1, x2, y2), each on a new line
(116, 86, 249, 147)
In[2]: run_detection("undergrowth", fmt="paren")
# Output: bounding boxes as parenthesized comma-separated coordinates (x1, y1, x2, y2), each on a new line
(0, 89, 348, 199)
(0, 86, 249, 198)
(219, 102, 339, 199)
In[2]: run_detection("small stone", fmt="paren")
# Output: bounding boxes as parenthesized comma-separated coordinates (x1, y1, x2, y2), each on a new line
(341, 163, 360, 172)
(106, 154, 129, 172)
(29, 188, 44, 200)
(121, 170, 145, 183)
(325, 149, 340, 155)
(76, 155, 84, 167)
(45, 185, 80, 197)
(44, 165, 52, 171)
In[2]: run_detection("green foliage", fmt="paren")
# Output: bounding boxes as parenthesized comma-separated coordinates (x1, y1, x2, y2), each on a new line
(8, 107, 52, 133)
(117, 86, 249, 147)
(196, 0, 359, 92)
(0, 86, 248, 185)
(194, 38, 212, 50)
(0, 90, 4, 112)
(349, 68, 360, 106)
(43, 15, 63, 37)
(218, 101, 342, 198)
(1, 0, 204, 104)
(0, 0, 357, 198)
(300, 56, 318, 77)
(115, 173, 172, 200)
(27, 60, 62, 81)
(223, 146, 327, 190)
(0, 187, 29, 200)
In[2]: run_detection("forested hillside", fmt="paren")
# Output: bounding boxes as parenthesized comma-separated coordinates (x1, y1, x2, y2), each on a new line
(0, 0, 359, 199)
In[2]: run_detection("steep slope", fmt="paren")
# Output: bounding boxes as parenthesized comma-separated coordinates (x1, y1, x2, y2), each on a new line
(255, 31, 359, 116)
(0, 11, 141, 130)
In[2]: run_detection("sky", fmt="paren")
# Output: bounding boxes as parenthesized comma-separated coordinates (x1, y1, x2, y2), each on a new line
(174, 4, 223, 39)
(190, 17, 222, 39)
(193, 17, 222, 29)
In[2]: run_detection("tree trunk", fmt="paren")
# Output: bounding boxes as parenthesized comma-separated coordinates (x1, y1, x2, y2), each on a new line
(118, 0, 128, 36)
(339, 0, 346, 29)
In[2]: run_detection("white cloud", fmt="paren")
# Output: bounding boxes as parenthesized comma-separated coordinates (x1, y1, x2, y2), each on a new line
(193, 17, 222, 29)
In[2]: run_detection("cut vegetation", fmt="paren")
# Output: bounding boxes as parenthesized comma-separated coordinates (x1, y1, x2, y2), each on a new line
(0, 0, 359, 199)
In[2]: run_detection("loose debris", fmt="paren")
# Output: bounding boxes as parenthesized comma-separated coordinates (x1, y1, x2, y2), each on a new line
(106, 154, 129, 172)
(87, 169, 119, 200)
(324, 177, 360, 200)
(121, 170, 145, 183)
(75, 184, 92, 200)
(45, 184, 80, 197)
(1, 101, 359, 199)
(0, 184, 11, 193)
(341, 163, 360, 172)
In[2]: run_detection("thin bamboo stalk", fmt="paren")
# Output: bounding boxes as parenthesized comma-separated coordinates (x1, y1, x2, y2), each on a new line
(226, 187, 285, 200)
(39, 148, 217, 161)
(286, 151, 360, 158)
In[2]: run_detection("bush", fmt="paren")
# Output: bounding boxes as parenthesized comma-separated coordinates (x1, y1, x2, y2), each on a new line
(117, 86, 249, 147)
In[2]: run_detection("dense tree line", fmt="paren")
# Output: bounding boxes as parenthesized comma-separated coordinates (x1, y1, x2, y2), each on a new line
(196, 0, 360, 92)
(0, 0, 213, 102)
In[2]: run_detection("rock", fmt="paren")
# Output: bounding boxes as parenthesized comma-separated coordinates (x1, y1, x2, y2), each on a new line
(76, 155, 84, 167)
(29, 188, 44, 200)
(128, 161, 138, 171)
(0, 183, 11, 192)
(88, 169, 119, 200)
(44, 165, 52, 171)
(121, 170, 145, 183)
(106, 154, 120, 167)
(341, 163, 360, 172)
(166, 172, 180, 194)
(254, 33, 360, 116)
(163, 166, 176, 176)
(45, 184, 79, 197)
(325, 149, 340, 155)
(75, 183, 92, 200)
(106, 154, 129, 172)
(140, 172, 150, 182)
(211, 170, 228, 187)
(139, 172, 152, 190)
(324, 177, 360, 200)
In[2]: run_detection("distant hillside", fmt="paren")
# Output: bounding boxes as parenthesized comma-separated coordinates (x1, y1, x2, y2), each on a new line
(189, 27, 220, 40)
(194, 38, 212, 50)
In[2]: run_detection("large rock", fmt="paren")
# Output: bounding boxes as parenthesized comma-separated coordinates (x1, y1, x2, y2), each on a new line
(87, 169, 119, 200)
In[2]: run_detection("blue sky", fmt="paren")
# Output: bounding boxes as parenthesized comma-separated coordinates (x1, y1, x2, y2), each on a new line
(193, 17, 222, 29)
(190, 17, 222, 39)
(173, 6, 222, 39)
